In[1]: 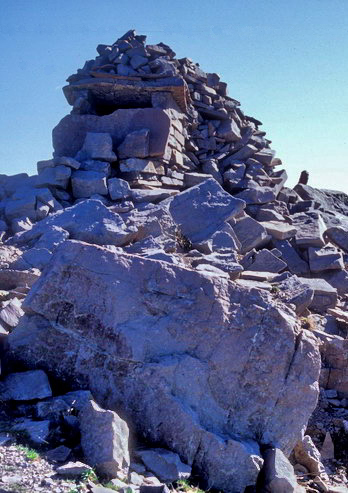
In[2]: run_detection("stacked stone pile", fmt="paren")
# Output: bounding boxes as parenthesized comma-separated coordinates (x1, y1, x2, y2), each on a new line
(0, 30, 348, 492)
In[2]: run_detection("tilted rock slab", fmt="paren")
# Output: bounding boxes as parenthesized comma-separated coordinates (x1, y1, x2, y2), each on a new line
(7, 240, 321, 492)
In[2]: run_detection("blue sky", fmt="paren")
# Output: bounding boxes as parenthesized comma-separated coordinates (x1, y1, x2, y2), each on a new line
(0, 0, 347, 192)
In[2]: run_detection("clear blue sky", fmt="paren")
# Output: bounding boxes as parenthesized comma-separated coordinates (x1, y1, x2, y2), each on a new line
(0, 0, 347, 192)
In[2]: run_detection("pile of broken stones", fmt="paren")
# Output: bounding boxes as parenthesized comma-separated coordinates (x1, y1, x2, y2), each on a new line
(0, 29, 348, 492)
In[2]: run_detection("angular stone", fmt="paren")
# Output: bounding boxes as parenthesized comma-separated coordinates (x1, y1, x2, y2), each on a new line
(80, 399, 130, 477)
(191, 252, 243, 280)
(261, 448, 298, 492)
(320, 269, 348, 296)
(0, 298, 24, 329)
(260, 221, 297, 240)
(45, 445, 72, 463)
(80, 160, 111, 176)
(292, 212, 327, 248)
(169, 178, 245, 243)
(5, 195, 36, 222)
(298, 278, 338, 312)
(216, 119, 241, 142)
(184, 172, 212, 188)
(0, 370, 52, 401)
(137, 448, 191, 483)
(320, 432, 335, 460)
(293, 436, 327, 477)
(308, 245, 344, 273)
(12, 419, 50, 445)
(277, 276, 314, 316)
(118, 129, 150, 159)
(7, 241, 321, 492)
(253, 149, 276, 166)
(230, 144, 258, 161)
(233, 216, 269, 254)
(272, 240, 310, 276)
(235, 186, 276, 205)
(21, 248, 52, 270)
(36, 165, 71, 188)
(108, 178, 131, 201)
(56, 461, 92, 477)
(201, 160, 222, 185)
(326, 226, 348, 252)
(71, 170, 108, 198)
(120, 158, 158, 173)
(75, 132, 117, 162)
(131, 189, 178, 204)
(249, 249, 287, 273)
(53, 156, 81, 169)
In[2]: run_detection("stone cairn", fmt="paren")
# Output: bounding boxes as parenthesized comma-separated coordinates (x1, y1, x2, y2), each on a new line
(0, 29, 348, 493)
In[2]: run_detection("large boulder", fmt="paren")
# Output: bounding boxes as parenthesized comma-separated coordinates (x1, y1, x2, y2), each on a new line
(7, 240, 321, 492)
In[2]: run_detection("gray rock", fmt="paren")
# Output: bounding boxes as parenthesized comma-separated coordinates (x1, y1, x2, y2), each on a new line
(277, 276, 314, 315)
(137, 448, 191, 483)
(233, 216, 269, 254)
(201, 160, 222, 184)
(80, 160, 111, 176)
(261, 447, 298, 492)
(10, 200, 136, 248)
(130, 55, 148, 70)
(249, 249, 287, 273)
(36, 165, 71, 189)
(216, 119, 241, 142)
(293, 436, 327, 477)
(7, 240, 321, 492)
(118, 129, 150, 159)
(230, 144, 258, 161)
(71, 170, 108, 199)
(260, 221, 297, 240)
(45, 445, 71, 463)
(235, 186, 276, 205)
(308, 245, 344, 273)
(56, 461, 92, 477)
(75, 132, 117, 162)
(21, 248, 52, 270)
(108, 178, 131, 201)
(320, 269, 348, 296)
(36, 398, 71, 421)
(54, 156, 81, 169)
(0, 370, 52, 401)
(5, 195, 36, 222)
(253, 148, 276, 166)
(223, 164, 245, 189)
(79, 399, 130, 477)
(184, 173, 212, 188)
(292, 212, 327, 248)
(272, 240, 309, 276)
(191, 252, 243, 280)
(326, 226, 348, 252)
(61, 390, 93, 412)
(0, 297, 24, 329)
(169, 178, 245, 243)
(298, 278, 338, 312)
(12, 419, 50, 445)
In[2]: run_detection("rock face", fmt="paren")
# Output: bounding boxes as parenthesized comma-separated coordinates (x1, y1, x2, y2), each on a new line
(7, 240, 321, 492)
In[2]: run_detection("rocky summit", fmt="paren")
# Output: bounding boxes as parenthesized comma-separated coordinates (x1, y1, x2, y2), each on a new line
(0, 29, 348, 493)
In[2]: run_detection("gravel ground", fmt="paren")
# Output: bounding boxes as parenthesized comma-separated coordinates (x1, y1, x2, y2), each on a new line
(0, 437, 91, 493)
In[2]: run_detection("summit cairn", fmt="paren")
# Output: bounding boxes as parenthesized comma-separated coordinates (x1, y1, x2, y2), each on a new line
(0, 30, 348, 493)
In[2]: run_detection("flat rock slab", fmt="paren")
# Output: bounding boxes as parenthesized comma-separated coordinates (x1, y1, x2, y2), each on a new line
(10, 199, 136, 248)
(272, 240, 309, 276)
(260, 221, 297, 240)
(0, 370, 52, 401)
(298, 278, 338, 312)
(7, 240, 321, 492)
(308, 245, 344, 273)
(292, 212, 327, 248)
(137, 448, 191, 483)
(248, 249, 287, 273)
(169, 178, 245, 243)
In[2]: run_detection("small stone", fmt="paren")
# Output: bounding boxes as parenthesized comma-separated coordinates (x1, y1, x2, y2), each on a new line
(320, 432, 335, 460)
(46, 445, 71, 463)
(56, 461, 92, 477)
(108, 178, 131, 201)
